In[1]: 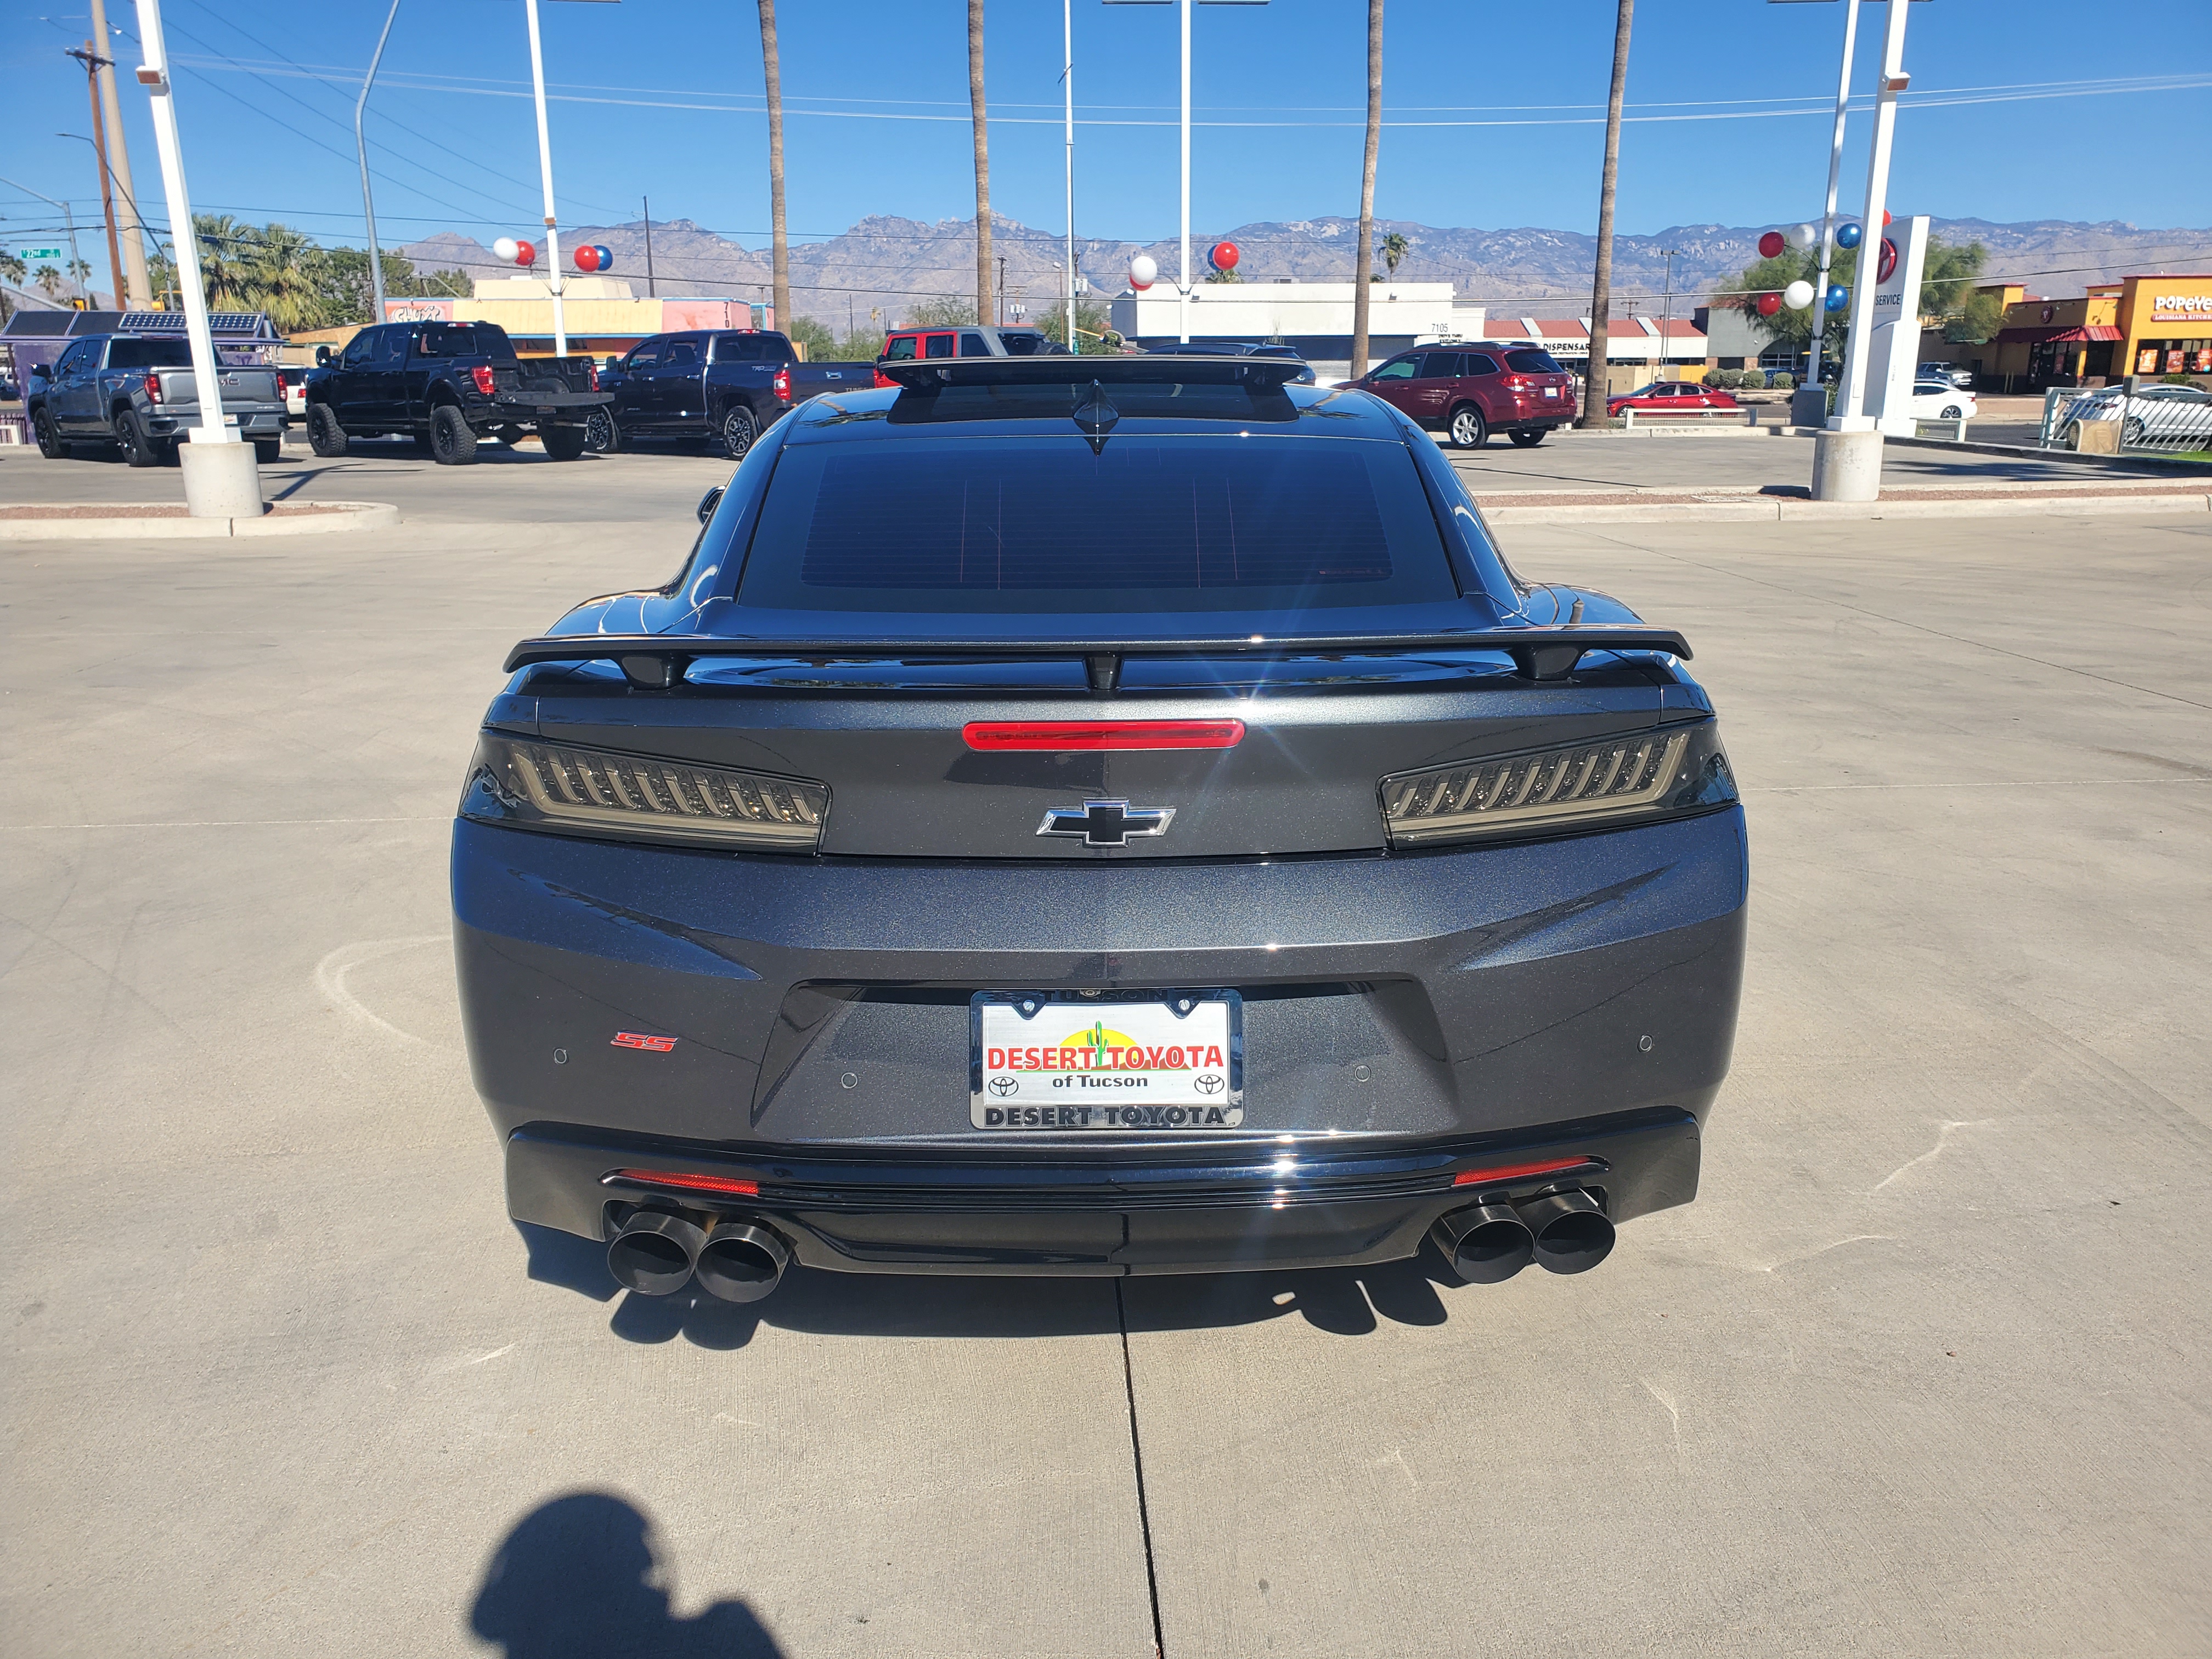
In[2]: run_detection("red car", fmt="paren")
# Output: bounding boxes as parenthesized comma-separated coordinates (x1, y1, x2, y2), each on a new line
(1606, 381, 1738, 417)
(1348, 342, 1576, 448)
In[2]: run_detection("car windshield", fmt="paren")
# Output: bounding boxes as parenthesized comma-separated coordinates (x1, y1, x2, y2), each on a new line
(737, 434, 1455, 617)
(105, 338, 194, 369)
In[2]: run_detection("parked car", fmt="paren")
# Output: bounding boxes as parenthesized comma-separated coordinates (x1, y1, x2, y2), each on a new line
(1917, 362, 1973, 390)
(591, 329, 872, 459)
(1143, 340, 1316, 383)
(1904, 380, 1977, 421)
(278, 366, 307, 420)
(2054, 382, 2212, 451)
(26, 332, 285, 466)
(876, 323, 1068, 385)
(303, 320, 607, 465)
(1606, 381, 1740, 419)
(454, 353, 1746, 1303)
(1348, 343, 1577, 448)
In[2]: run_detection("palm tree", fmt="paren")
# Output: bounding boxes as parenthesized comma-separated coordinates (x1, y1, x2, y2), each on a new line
(35, 266, 64, 299)
(246, 223, 327, 332)
(1582, 0, 1634, 428)
(968, 0, 992, 324)
(1380, 230, 1409, 278)
(192, 213, 251, 311)
(1351, 0, 1383, 377)
(756, 1, 790, 334)
(0, 250, 24, 287)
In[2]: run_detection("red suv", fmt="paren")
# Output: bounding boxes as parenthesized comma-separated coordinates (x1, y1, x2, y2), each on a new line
(1348, 342, 1576, 448)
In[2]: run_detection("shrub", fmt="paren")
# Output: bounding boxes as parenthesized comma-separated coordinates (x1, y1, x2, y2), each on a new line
(1767, 371, 1794, 391)
(1736, 369, 1767, 391)
(1714, 369, 1742, 389)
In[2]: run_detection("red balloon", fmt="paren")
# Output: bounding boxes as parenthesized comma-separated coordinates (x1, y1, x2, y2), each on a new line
(574, 244, 601, 273)
(1757, 291, 1782, 317)
(1210, 240, 1240, 272)
(514, 240, 537, 267)
(1757, 230, 1786, 259)
(1881, 210, 1893, 226)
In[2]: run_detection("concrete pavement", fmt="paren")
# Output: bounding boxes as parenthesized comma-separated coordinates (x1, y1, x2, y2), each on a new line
(3, 456, 2207, 1655)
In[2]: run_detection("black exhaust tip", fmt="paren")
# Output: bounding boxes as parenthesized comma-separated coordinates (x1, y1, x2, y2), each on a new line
(693, 1220, 791, 1305)
(607, 1209, 706, 1296)
(1515, 1189, 1616, 1274)
(1430, 1203, 1536, 1284)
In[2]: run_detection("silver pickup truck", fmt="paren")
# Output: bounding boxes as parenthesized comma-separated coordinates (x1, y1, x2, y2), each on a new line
(26, 333, 287, 467)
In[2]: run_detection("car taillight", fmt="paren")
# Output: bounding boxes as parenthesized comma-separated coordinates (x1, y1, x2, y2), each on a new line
(586, 360, 599, 392)
(964, 720, 1246, 752)
(462, 732, 830, 851)
(1379, 721, 1735, 847)
(873, 368, 894, 389)
(470, 364, 496, 396)
(144, 372, 162, 404)
(772, 365, 791, 400)
(611, 1169, 760, 1197)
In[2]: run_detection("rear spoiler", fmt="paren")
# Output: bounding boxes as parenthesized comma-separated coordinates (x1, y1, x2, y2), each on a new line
(503, 627, 1690, 691)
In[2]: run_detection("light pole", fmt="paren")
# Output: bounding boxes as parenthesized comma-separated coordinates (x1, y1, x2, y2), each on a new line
(522, 0, 568, 356)
(130, 0, 261, 517)
(1063, 0, 1076, 352)
(1807, 0, 1862, 397)
(1105, 0, 1266, 345)
(357, 0, 400, 321)
(1656, 246, 1679, 378)
(0, 176, 84, 305)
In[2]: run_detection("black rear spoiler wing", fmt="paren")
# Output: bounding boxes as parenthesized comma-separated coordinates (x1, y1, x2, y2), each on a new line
(503, 627, 1690, 691)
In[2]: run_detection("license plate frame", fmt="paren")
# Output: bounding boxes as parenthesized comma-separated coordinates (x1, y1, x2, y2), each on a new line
(969, 990, 1244, 1130)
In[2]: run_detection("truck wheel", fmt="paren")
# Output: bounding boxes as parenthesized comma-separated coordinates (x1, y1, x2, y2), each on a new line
(1447, 405, 1488, 449)
(430, 404, 478, 465)
(117, 409, 161, 468)
(33, 409, 68, 460)
(307, 403, 349, 458)
(540, 424, 588, 461)
(720, 405, 758, 460)
(254, 437, 282, 465)
(1508, 428, 1547, 448)
(584, 408, 620, 454)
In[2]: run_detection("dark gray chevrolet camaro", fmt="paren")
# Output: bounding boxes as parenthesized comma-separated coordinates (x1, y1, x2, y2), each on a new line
(453, 355, 1746, 1304)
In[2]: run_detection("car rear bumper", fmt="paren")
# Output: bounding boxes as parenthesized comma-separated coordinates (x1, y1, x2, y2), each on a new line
(507, 1108, 1700, 1275)
(454, 804, 1747, 1272)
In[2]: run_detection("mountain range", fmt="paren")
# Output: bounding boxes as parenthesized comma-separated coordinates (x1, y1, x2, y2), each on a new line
(403, 213, 2212, 330)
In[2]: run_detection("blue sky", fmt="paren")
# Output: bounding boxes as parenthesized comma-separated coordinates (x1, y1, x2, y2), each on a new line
(6, 0, 2208, 293)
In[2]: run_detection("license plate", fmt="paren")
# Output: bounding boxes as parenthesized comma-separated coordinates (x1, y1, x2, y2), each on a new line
(1543, 386, 1559, 397)
(971, 992, 1243, 1130)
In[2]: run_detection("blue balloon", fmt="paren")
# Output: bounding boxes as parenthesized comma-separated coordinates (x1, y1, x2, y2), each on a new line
(1835, 222, 1863, 250)
(594, 244, 613, 272)
(1824, 284, 1850, 312)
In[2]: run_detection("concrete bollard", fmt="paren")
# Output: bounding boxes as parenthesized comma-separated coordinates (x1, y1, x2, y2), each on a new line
(1812, 428, 1883, 502)
(178, 436, 266, 520)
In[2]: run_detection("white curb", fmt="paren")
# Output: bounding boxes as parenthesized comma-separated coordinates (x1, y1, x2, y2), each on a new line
(0, 501, 402, 541)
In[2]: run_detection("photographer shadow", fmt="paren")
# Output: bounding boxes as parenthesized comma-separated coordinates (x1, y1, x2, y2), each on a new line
(471, 1491, 783, 1659)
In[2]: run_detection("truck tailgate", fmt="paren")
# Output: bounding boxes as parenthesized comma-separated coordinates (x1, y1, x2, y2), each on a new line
(159, 366, 284, 408)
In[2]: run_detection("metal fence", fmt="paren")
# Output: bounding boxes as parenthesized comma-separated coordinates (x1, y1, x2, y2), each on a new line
(2040, 386, 2212, 454)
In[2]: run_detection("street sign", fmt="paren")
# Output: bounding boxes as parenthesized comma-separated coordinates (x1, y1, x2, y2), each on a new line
(17, 246, 65, 263)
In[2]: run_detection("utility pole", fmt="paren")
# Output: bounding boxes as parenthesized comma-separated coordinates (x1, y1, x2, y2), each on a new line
(997, 254, 1007, 326)
(1656, 246, 1679, 379)
(1063, 0, 1076, 353)
(88, 0, 151, 307)
(642, 194, 656, 296)
(67, 46, 126, 307)
(1351, 0, 1380, 377)
(357, 0, 400, 321)
(522, 0, 567, 356)
(1581, 0, 1633, 426)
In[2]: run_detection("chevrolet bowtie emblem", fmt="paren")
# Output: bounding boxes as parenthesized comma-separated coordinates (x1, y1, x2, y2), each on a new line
(1037, 799, 1175, 848)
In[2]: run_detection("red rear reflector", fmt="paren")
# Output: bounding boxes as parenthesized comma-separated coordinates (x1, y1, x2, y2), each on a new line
(612, 1169, 760, 1197)
(964, 720, 1245, 752)
(1452, 1156, 1596, 1188)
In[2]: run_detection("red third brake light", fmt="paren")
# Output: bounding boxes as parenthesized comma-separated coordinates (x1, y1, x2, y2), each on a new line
(612, 1169, 761, 1197)
(1452, 1156, 1599, 1188)
(964, 720, 1246, 752)
(470, 364, 496, 396)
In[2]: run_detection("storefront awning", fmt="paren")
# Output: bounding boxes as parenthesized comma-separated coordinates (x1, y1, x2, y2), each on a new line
(1994, 324, 2122, 343)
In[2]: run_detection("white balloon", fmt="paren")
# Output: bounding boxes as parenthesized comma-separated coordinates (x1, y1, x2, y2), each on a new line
(1789, 223, 1818, 250)
(1783, 279, 1817, 311)
(493, 237, 520, 264)
(1128, 253, 1158, 290)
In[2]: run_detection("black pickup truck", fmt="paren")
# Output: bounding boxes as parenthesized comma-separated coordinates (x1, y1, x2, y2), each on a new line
(588, 329, 873, 459)
(303, 320, 609, 465)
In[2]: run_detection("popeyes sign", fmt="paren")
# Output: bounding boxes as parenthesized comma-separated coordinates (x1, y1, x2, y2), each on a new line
(2149, 290, 2212, 324)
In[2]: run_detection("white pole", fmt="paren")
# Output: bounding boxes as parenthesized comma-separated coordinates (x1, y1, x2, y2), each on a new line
(523, 0, 567, 356)
(1834, 0, 1909, 426)
(357, 0, 400, 321)
(1178, 0, 1190, 343)
(1064, 0, 1077, 353)
(130, 0, 230, 445)
(1806, 0, 1861, 391)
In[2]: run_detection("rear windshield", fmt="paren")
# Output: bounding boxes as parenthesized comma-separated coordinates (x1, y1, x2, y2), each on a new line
(105, 338, 193, 369)
(1504, 349, 1565, 375)
(412, 324, 515, 360)
(737, 436, 1454, 616)
(997, 331, 1051, 356)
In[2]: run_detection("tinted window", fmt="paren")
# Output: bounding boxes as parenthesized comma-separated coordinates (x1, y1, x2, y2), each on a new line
(1422, 352, 1464, 379)
(715, 333, 772, 362)
(960, 332, 992, 357)
(624, 341, 662, 369)
(341, 330, 377, 368)
(105, 338, 194, 369)
(1504, 349, 1564, 375)
(411, 325, 486, 359)
(883, 335, 919, 362)
(54, 342, 93, 376)
(923, 333, 956, 360)
(377, 328, 411, 365)
(662, 337, 702, 367)
(998, 331, 1051, 356)
(1464, 353, 1500, 376)
(1370, 358, 1418, 381)
(738, 437, 1453, 616)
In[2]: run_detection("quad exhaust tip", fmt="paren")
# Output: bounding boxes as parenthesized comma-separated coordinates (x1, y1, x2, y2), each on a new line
(606, 1208, 793, 1302)
(1431, 1188, 1616, 1282)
